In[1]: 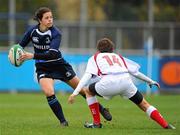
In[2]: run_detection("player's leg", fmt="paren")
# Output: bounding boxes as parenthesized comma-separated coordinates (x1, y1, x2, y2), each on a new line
(39, 78, 68, 126)
(83, 86, 102, 128)
(66, 76, 112, 121)
(83, 77, 117, 128)
(129, 90, 175, 129)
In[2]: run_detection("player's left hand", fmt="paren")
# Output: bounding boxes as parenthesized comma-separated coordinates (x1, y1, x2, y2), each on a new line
(149, 81, 160, 89)
(68, 94, 76, 104)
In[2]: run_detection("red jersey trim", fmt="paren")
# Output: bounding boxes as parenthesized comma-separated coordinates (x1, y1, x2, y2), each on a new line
(93, 52, 102, 76)
(118, 54, 128, 69)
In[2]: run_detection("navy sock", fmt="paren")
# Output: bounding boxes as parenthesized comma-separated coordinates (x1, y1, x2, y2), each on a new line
(47, 95, 66, 123)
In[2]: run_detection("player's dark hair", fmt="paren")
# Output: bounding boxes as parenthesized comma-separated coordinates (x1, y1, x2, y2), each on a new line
(97, 38, 114, 53)
(34, 7, 51, 22)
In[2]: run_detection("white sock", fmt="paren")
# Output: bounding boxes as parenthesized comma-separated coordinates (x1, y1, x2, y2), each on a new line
(146, 106, 156, 117)
(86, 96, 98, 105)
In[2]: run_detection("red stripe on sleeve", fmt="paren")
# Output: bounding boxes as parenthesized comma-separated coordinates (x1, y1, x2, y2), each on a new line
(118, 54, 128, 69)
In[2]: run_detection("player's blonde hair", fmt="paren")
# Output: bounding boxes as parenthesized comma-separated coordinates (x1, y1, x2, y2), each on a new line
(97, 38, 114, 53)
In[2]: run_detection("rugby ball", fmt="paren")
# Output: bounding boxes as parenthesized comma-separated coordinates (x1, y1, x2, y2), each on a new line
(8, 44, 25, 67)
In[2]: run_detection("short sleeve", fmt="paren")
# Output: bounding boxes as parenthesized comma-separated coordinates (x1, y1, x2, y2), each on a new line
(50, 27, 61, 50)
(19, 25, 36, 48)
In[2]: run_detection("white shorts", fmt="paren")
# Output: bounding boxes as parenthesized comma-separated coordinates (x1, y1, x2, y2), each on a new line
(95, 73, 137, 100)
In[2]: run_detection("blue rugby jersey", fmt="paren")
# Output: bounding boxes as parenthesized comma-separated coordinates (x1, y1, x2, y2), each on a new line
(19, 25, 62, 63)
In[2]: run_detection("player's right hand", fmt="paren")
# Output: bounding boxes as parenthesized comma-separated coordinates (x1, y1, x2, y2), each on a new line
(68, 94, 76, 104)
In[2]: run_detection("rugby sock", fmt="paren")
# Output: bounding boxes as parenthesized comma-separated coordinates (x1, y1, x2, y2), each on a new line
(146, 106, 168, 128)
(86, 96, 100, 125)
(47, 95, 66, 123)
(81, 94, 105, 113)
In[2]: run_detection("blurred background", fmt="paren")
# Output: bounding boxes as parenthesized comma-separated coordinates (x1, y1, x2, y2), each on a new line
(0, 0, 179, 94)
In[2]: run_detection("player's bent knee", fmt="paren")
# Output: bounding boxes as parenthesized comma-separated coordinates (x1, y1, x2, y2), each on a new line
(89, 83, 102, 97)
(42, 88, 55, 97)
(129, 90, 143, 105)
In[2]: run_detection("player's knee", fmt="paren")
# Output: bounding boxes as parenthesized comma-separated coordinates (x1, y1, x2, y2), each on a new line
(89, 83, 102, 97)
(129, 90, 143, 105)
(42, 88, 55, 97)
(88, 83, 96, 94)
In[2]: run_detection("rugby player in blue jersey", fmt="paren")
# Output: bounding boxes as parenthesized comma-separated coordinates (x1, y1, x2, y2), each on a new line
(19, 7, 112, 127)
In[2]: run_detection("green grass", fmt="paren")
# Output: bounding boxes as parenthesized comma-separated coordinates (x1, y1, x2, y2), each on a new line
(0, 93, 179, 135)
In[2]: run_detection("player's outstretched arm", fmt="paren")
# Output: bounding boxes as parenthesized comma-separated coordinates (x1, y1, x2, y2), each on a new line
(68, 73, 92, 104)
(130, 71, 160, 89)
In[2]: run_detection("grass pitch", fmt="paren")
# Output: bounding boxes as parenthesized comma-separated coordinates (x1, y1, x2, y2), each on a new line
(0, 93, 179, 135)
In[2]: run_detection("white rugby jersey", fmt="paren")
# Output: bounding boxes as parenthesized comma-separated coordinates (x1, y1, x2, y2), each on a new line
(72, 52, 156, 96)
(85, 52, 140, 76)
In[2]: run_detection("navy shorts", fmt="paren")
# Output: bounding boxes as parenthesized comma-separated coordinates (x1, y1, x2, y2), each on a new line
(35, 58, 76, 82)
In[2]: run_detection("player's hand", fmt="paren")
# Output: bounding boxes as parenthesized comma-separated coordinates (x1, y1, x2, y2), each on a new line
(68, 94, 76, 104)
(19, 51, 34, 61)
(149, 81, 160, 89)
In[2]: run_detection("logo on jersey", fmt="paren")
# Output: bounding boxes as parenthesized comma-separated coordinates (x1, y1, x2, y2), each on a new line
(66, 72, 72, 77)
(46, 37, 50, 44)
(33, 44, 50, 50)
(32, 37, 39, 43)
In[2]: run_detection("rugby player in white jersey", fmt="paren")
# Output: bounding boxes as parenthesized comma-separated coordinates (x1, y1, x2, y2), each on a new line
(68, 38, 175, 129)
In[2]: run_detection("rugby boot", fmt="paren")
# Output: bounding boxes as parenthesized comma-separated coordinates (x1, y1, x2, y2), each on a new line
(84, 122, 102, 128)
(100, 108, 112, 121)
(165, 124, 176, 129)
(60, 121, 69, 127)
